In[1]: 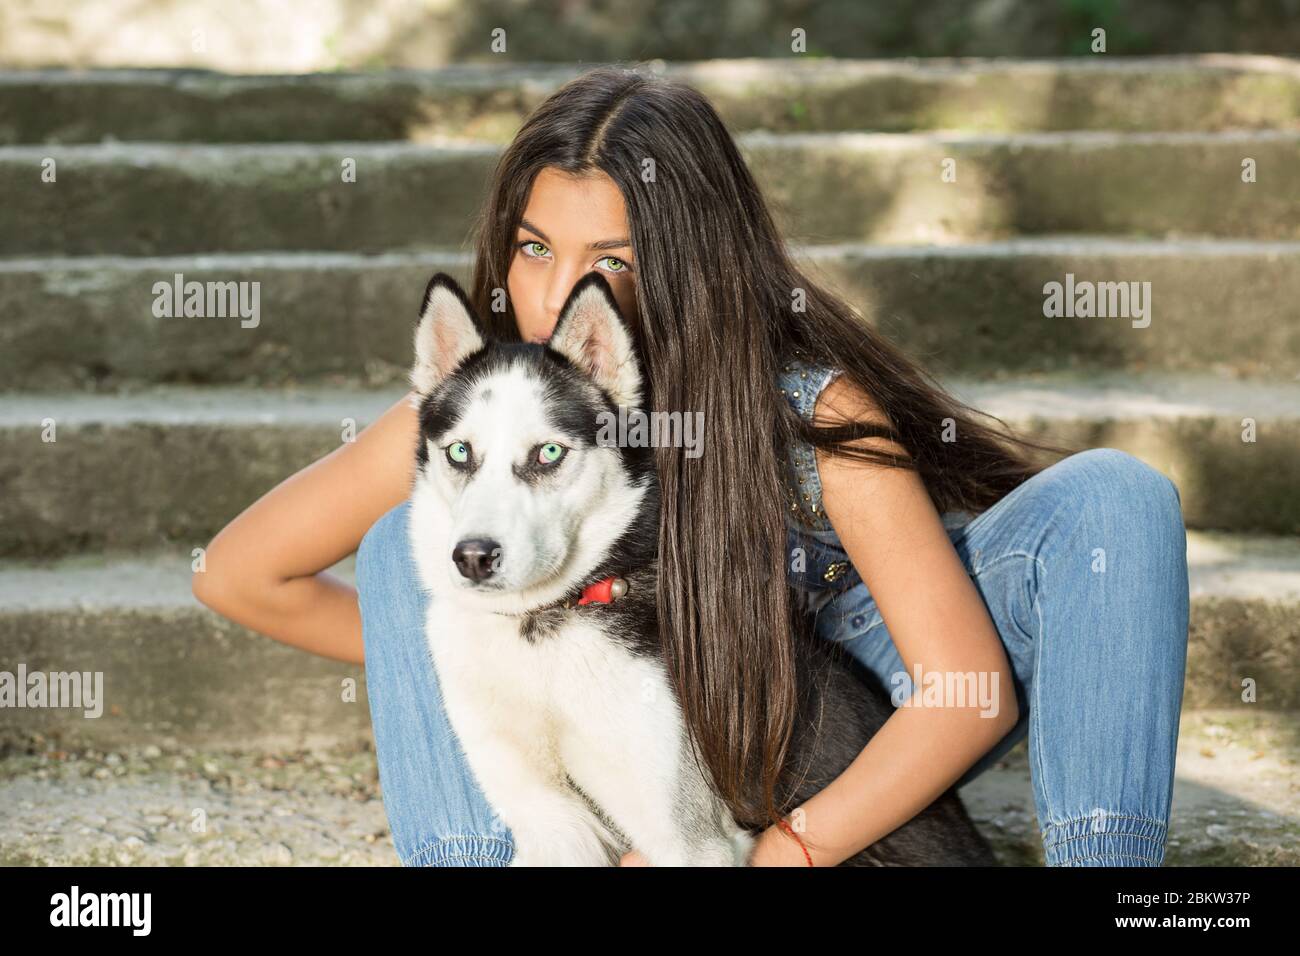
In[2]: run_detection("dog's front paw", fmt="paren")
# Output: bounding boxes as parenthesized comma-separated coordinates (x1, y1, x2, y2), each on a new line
(504, 831, 621, 866)
(507, 835, 547, 867)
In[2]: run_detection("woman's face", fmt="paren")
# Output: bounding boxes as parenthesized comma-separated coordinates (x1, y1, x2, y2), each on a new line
(507, 167, 641, 344)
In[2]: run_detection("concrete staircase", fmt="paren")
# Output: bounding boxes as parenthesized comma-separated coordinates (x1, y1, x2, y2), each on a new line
(1, 57, 1297, 864)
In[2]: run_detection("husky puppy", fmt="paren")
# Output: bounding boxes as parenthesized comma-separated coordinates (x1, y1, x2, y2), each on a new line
(405, 271, 998, 867)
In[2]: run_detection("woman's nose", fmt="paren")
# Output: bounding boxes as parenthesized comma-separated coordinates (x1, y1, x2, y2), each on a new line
(543, 269, 586, 327)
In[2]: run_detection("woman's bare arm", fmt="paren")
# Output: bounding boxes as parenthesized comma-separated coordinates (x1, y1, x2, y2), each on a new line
(190, 391, 420, 666)
(752, 375, 1021, 866)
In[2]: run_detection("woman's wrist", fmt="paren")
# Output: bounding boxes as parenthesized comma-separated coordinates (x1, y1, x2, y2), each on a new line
(748, 821, 826, 866)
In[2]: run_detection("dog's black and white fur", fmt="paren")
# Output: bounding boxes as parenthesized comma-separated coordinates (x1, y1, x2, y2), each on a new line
(405, 271, 998, 867)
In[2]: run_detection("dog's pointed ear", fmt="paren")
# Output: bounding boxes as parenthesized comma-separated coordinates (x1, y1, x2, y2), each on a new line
(410, 273, 487, 395)
(547, 274, 643, 407)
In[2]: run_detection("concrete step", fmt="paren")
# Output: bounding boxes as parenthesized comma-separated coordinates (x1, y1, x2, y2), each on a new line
(3, 57, 1298, 145)
(4, 0, 1300, 70)
(0, 709, 1294, 865)
(3, 239, 1297, 391)
(2, 374, 1297, 559)
(0, 536, 1295, 750)
(948, 372, 1300, 536)
(0, 551, 367, 751)
(3, 131, 1296, 256)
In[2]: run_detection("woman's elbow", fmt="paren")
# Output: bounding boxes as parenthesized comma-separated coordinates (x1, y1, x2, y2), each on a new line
(191, 559, 230, 612)
(190, 537, 243, 612)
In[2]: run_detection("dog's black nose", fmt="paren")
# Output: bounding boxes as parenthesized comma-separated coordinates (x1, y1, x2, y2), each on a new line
(452, 538, 501, 582)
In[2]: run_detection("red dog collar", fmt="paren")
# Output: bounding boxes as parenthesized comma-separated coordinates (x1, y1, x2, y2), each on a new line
(509, 576, 630, 616)
(576, 576, 629, 606)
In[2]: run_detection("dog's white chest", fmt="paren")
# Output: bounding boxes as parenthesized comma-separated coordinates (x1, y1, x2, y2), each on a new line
(426, 603, 666, 739)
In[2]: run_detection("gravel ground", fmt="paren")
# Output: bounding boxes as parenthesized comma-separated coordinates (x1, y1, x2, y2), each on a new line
(1, 709, 1294, 866)
(961, 708, 1300, 866)
(0, 738, 395, 866)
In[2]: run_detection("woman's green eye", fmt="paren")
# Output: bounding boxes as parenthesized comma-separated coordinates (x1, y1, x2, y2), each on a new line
(523, 241, 549, 257)
(601, 257, 626, 272)
(447, 442, 469, 464)
(538, 443, 565, 465)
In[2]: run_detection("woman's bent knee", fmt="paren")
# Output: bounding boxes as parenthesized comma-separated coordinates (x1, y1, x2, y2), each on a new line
(356, 499, 426, 665)
(1064, 448, 1181, 509)
(357, 499, 412, 595)
(1050, 448, 1185, 543)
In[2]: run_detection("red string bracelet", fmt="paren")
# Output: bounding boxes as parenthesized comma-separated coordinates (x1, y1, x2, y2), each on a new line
(777, 818, 814, 867)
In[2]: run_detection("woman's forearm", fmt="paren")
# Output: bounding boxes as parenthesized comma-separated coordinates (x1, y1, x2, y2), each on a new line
(193, 570, 366, 666)
(751, 678, 1019, 866)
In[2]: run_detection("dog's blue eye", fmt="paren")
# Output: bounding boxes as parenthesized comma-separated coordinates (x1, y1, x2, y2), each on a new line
(538, 443, 565, 465)
(447, 442, 470, 464)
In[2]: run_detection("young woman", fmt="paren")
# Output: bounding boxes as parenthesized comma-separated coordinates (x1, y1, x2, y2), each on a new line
(194, 66, 1190, 867)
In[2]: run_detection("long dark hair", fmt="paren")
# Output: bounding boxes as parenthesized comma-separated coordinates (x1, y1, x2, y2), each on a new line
(462, 66, 1078, 846)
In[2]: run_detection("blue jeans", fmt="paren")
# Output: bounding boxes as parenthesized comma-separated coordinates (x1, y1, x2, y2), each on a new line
(355, 447, 1190, 866)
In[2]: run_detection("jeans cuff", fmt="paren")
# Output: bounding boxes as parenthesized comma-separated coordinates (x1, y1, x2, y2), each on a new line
(404, 835, 516, 867)
(1041, 810, 1168, 866)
